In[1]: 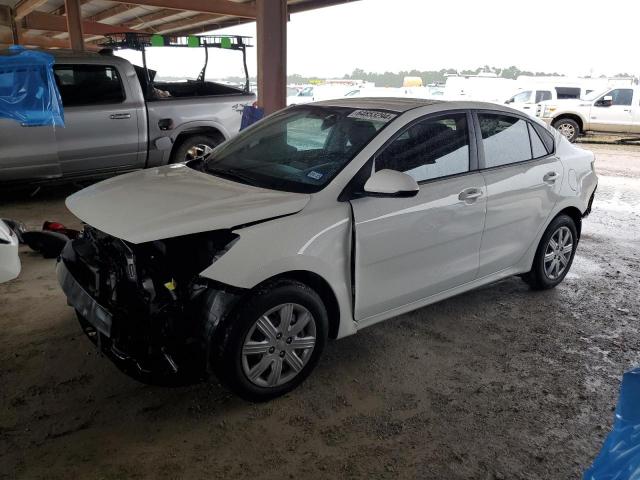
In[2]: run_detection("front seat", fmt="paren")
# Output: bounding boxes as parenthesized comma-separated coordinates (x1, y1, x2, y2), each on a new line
(347, 121, 377, 154)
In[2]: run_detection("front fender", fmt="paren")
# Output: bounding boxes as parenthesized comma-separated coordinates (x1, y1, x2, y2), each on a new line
(170, 120, 232, 143)
(199, 203, 356, 338)
(551, 110, 589, 129)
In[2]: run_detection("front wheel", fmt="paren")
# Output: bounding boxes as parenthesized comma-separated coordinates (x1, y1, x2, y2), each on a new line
(212, 279, 328, 402)
(170, 134, 222, 163)
(553, 118, 580, 142)
(523, 214, 578, 290)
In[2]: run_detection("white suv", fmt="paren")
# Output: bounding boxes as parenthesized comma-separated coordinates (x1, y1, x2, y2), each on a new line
(58, 98, 598, 401)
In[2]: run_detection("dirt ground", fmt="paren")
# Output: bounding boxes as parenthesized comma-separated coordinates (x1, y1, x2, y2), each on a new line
(1, 143, 639, 480)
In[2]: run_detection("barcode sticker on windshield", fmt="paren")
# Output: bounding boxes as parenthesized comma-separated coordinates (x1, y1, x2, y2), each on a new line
(347, 110, 397, 123)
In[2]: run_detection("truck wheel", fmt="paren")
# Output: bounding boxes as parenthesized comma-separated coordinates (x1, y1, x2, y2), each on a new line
(211, 279, 328, 402)
(553, 118, 580, 142)
(171, 134, 222, 163)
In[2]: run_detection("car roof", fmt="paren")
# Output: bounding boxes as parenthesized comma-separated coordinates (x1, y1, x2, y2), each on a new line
(306, 97, 529, 117)
(310, 97, 443, 112)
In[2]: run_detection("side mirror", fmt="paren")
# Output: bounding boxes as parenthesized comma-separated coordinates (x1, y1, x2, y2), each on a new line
(364, 169, 419, 198)
(505, 98, 513, 104)
(596, 95, 613, 107)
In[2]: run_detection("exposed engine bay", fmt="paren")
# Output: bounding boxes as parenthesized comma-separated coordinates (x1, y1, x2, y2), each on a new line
(58, 225, 242, 382)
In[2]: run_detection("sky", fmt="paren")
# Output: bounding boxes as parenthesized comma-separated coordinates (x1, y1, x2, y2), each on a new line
(117, 0, 639, 80)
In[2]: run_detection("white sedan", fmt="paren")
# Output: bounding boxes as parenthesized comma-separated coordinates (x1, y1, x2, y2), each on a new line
(57, 98, 597, 401)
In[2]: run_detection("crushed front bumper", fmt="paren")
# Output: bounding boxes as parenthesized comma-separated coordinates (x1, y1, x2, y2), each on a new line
(56, 231, 242, 384)
(57, 259, 112, 338)
(57, 256, 168, 380)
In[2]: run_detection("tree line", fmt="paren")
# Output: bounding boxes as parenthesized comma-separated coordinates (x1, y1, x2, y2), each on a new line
(220, 66, 635, 87)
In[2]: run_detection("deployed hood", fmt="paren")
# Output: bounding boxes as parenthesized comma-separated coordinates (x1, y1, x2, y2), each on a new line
(66, 164, 311, 243)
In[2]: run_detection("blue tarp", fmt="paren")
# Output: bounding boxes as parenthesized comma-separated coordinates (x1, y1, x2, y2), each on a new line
(0, 46, 64, 127)
(240, 105, 264, 130)
(585, 367, 640, 480)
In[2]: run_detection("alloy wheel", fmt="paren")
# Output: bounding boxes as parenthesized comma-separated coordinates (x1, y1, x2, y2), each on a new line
(557, 123, 575, 140)
(185, 143, 214, 161)
(543, 226, 573, 280)
(241, 303, 316, 388)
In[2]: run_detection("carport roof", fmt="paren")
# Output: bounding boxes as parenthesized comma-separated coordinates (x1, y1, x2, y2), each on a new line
(0, 0, 358, 50)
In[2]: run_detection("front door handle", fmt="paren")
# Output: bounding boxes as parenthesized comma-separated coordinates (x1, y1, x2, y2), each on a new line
(110, 113, 131, 120)
(458, 187, 483, 202)
(543, 171, 559, 183)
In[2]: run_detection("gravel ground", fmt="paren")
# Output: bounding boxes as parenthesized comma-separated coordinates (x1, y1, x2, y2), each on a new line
(1, 143, 639, 479)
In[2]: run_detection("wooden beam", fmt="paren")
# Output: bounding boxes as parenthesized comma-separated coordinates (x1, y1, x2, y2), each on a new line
(0, 6, 11, 26)
(14, 0, 49, 20)
(154, 13, 221, 33)
(170, 16, 250, 36)
(22, 11, 145, 35)
(88, 4, 135, 22)
(288, 0, 359, 14)
(173, 0, 359, 36)
(257, 0, 287, 114)
(10, 9, 20, 44)
(0, 6, 21, 44)
(65, 0, 85, 51)
(121, 9, 183, 29)
(111, 0, 256, 18)
(0, 31, 98, 49)
(50, 0, 92, 17)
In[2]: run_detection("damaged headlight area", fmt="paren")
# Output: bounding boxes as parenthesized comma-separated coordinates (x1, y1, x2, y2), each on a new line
(58, 225, 242, 382)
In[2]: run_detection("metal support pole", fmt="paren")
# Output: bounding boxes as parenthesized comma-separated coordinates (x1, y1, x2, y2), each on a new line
(256, 0, 287, 114)
(64, 0, 85, 51)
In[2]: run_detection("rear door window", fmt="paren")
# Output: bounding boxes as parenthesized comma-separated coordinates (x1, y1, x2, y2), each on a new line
(478, 113, 532, 168)
(535, 90, 552, 103)
(53, 64, 125, 107)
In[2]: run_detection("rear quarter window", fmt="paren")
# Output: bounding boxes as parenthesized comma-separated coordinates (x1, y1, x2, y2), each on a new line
(531, 122, 555, 153)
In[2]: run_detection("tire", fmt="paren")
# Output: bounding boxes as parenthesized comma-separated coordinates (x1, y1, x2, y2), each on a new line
(170, 134, 222, 163)
(523, 214, 578, 290)
(552, 118, 580, 143)
(211, 279, 328, 402)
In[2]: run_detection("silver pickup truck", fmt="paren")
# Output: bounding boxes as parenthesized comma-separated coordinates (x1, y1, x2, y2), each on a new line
(0, 49, 255, 183)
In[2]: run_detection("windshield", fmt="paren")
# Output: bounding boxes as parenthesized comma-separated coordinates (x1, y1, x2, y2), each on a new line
(201, 106, 396, 193)
(583, 89, 609, 101)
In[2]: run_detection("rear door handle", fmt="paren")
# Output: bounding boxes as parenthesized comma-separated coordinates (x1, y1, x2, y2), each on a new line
(543, 171, 559, 183)
(458, 187, 483, 202)
(110, 113, 131, 120)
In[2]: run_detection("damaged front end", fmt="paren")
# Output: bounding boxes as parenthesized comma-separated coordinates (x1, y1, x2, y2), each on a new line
(57, 225, 242, 383)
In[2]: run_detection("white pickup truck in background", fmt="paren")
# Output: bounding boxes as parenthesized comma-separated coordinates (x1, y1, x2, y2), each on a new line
(536, 86, 640, 142)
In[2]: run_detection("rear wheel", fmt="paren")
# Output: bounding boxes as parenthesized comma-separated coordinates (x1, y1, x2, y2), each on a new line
(523, 214, 578, 290)
(170, 134, 222, 163)
(212, 279, 328, 402)
(553, 118, 580, 142)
